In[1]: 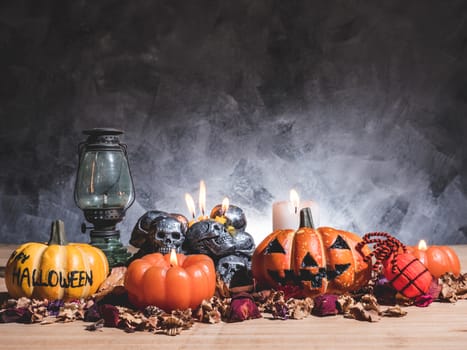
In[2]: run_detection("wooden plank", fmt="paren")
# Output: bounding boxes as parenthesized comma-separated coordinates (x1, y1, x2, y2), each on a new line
(1, 245, 467, 350)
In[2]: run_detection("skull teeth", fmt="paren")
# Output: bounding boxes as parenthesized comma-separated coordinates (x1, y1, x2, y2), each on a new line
(159, 247, 175, 254)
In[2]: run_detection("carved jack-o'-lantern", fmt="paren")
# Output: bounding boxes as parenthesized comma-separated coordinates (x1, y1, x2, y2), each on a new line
(251, 208, 371, 296)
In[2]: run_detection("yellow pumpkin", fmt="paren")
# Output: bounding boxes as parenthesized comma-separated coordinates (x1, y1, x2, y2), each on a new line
(5, 220, 109, 301)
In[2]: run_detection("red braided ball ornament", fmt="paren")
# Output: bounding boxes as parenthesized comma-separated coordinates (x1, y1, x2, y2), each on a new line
(382, 252, 432, 298)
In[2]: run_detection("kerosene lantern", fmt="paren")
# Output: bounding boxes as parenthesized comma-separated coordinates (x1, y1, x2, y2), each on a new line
(74, 128, 135, 266)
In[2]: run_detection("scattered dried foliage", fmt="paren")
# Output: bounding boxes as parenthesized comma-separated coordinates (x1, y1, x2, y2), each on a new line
(2, 269, 467, 335)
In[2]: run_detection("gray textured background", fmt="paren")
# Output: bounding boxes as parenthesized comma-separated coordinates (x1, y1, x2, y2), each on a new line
(1, 0, 466, 246)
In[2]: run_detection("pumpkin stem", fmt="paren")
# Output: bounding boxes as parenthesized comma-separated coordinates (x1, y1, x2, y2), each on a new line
(299, 207, 315, 229)
(48, 220, 69, 245)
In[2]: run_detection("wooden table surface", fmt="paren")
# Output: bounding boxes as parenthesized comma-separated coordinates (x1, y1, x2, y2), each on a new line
(1, 244, 467, 350)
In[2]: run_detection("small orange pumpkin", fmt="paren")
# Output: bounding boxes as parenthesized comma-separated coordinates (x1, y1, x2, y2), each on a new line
(252, 208, 371, 296)
(124, 250, 216, 312)
(406, 241, 461, 278)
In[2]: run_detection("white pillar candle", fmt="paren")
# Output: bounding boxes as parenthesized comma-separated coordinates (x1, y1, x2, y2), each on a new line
(272, 192, 320, 231)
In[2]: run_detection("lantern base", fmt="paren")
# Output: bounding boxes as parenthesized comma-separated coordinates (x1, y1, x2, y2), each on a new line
(90, 231, 132, 267)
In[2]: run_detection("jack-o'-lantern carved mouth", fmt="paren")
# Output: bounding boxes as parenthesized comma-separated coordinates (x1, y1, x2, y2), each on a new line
(265, 235, 352, 287)
(267, 264, 351, 288)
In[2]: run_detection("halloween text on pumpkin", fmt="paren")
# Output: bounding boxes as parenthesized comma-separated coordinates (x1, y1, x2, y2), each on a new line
(10, 267, 94, 288)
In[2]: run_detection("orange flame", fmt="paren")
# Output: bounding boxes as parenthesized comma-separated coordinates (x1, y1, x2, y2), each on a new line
(185, 193, 196, 219)
(169, 248, 178, 266)
(199, 180, 206, 216)
(221, 197, 230, 215)
(290, 189, 300, 214)
(418, 239, 428, 251)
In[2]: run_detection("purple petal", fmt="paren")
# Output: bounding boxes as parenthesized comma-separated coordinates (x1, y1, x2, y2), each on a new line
(312, 294, 339, 317)
(99, 304, 120, 327)
(229, 293, 262, 322)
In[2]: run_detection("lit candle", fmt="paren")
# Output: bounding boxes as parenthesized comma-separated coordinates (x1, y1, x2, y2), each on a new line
(185, 193, 197, 226)
(272, 189, 320, 230)
(199, 180, 207, 217)
(407, 239, 461, 278)
(185, 181, 210, 225)
(211, 197, 230, 226)
(221, 197, 229, 215)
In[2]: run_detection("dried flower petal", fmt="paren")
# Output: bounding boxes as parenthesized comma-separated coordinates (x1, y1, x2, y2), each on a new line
(229, 293, 261, 322)
(99, 304, 120, 327)
(312, 294, 339, 317)
(0, 307, 32, 323)
(47, 300, 64, 316)
(373, 277, 397, 305)
(271, 302, 288, 320)
(84, 303, 101, 322)
(427, 277, 441, 300)
(414, 294, 433, 307)
(277, 284, 306, 300)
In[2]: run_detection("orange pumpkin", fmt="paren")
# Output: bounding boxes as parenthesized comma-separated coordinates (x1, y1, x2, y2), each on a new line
(252, 208, 371, 296)
(406, 242, 461, 278)
(124, 250, 216, 312)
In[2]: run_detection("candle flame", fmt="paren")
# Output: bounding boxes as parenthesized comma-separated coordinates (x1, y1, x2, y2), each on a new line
(169, 248, 178, 266)
(199, 180, 206, 216)
(290, 189, 300, 214)
(185, 193, 196, 219)
(418, 239, 428, 251)
(222, 197, 230, 215)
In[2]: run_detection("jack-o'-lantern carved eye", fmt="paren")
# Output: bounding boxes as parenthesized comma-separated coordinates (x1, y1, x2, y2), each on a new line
(265, 238, 286, 254)
(330, 235, 350, 250)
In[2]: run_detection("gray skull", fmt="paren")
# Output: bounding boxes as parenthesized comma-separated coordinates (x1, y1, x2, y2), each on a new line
(184, 219, 236, 257)
(130, 210, 167, 248)
(216, 255, 250, 285)
(150, 216, 185, 254)
(130, 210, 188, 249)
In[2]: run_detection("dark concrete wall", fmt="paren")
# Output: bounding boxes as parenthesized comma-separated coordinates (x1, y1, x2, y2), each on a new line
(1, 0, 466, 245)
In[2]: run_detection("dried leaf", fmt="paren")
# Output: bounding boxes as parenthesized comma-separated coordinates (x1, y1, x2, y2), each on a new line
(347, 303, 381, 322)
(159, 315, 187, 336)
(287, 298, 313, 320)
(85, 319, 105, 331)
(438, 273, 467, 302)
(360, 294, 380, 314)
(381, 305, 407, 317)
(93, 267, 127, 300)
(337, 295, 355, 314)
(215, 275, 231, 299)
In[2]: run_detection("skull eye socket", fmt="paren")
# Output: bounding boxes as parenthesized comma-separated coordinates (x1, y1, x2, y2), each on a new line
(156, 231, 166, 239)
(172, 232, 181, 240)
